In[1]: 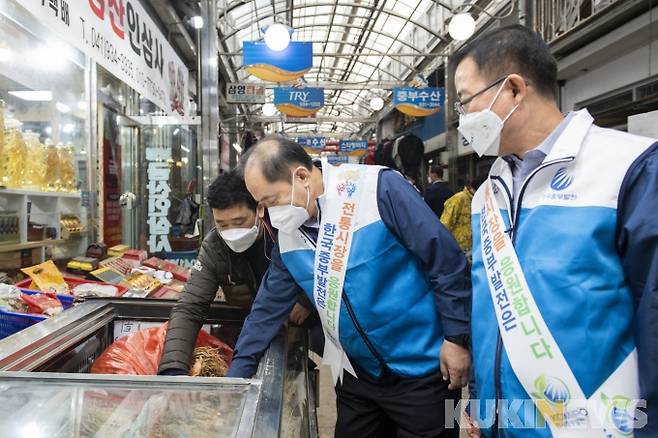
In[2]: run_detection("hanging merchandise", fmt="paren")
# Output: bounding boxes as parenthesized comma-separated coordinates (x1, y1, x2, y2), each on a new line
(274, 87, 324, 117)
(393, 87, 444, 117)
(243, 41, 313, 82)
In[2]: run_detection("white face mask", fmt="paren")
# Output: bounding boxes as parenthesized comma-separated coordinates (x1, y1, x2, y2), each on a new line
(457, 77, 519, 157)
(268, 167, 311, 234)
(219, 217, 259, 253)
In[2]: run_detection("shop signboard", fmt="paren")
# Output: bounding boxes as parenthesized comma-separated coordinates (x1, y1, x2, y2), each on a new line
(296, 137, 326, 151)
(25, 0, 189, 117)
(327, 154, 348, 165)
(226, 83, 266, 104)
(274, 87, 324, 117)
(145, 147, 172, 253)
(243, 41, 312, 82)
(393, 87, 444, 117)
(339, 140, 368, 156)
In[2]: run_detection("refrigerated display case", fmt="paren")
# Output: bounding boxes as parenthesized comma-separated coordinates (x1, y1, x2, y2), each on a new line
(0, 299, 318, 437)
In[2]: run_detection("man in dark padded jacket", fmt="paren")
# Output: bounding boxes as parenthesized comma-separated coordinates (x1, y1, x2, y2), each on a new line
(158, 170, 314, 375)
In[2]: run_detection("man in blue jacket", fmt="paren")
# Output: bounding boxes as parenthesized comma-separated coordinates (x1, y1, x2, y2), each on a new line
(453, 25, 658, 437)
(228, 136, 472, 438)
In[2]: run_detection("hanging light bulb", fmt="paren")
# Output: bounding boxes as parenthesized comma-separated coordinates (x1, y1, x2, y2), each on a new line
(262, 103, 277, 116)
(448, 13, 476, 41)
(264, 23, 291, 52)
(370, 97, 384, 111)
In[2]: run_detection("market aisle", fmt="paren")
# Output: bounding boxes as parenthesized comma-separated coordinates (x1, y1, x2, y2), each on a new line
(317, 364, 337, 438)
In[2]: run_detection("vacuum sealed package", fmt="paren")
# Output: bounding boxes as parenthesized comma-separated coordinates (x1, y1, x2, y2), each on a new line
(20, 260, 70, 295)
(90, 323, 233, 376)
(19, 292, 63, 316)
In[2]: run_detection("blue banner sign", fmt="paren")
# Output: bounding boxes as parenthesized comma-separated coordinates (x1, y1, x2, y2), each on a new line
(393, 87, 444, 117)
(243, 41, 313, 82)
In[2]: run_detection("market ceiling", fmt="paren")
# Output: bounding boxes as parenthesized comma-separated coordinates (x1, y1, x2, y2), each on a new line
(216, 0, 502, 136)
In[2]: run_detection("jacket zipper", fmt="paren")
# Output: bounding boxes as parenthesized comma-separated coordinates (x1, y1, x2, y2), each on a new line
(299, 227, 388, 372)
(490, 157, 574, 437)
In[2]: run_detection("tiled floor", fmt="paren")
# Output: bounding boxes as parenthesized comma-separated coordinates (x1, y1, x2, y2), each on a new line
(315, 364, 469, 438)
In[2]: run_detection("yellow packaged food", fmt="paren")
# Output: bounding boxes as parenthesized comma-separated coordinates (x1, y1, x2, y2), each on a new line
(20, 260, 70, 295)
(22, 132, 46, 190)
(2, 118, 26, 189)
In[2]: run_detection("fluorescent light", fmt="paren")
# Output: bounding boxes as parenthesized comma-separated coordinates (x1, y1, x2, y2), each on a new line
(233, 142, 242, 153)
(77, 100, 87, 110)
(182, 157, 189, 164)
(264, 23, 291, 52)
(173, 128, 180, 135)
(45, 126, 52, 134)
(0, 47, 12, 62)
(449, 13, 476, 41)
(56, 102, 71, 113)
(62, 123, 75, 133)
(181, 145, 190, 153)
(189, 16, 204, 29)
(9, 90, 53, 101)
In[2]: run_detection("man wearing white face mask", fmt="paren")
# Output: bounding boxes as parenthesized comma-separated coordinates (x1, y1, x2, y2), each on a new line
(158, 170, 315, 376)
(228, 135, 472, 438)
(452, 25, 658, 437)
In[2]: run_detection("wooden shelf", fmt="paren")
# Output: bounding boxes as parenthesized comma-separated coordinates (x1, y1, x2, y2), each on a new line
(0, 239, 65, 253)
(0, 188, 81, 199)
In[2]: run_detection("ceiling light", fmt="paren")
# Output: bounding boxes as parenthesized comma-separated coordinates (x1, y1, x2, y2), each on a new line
(56, 102, 71, 113)
(181, 145, 190, 153)
(448, 13, 476, 41)
(77, 100, 87, 110)
(262, 103, 277, 116)
(233, 142, 242, 153)
(189, 16, 204, 29)
(370, 97, 384, 111)
(173, 128, 181, 136)
(9, 90, 53, 101)
(264, 23, 291, 52)
(62, 123, 75, 134)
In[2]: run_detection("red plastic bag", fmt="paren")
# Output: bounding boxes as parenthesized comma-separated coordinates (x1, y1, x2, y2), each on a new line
(19, 292, 63, 316)
(90, 323, 233, 375)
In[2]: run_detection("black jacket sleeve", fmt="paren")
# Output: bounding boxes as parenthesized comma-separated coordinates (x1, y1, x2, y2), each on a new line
(158, 234, 227, 374)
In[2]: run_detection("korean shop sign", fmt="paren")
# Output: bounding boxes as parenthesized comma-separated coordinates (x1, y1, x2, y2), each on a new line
(297, 137, 326, 151)
(339, 140, 368, 156)
(226, 83, 266, 104)
(26, 0, 188, 117)
(145, 147, 172, 253)
(274, 87, 324, 117)
(393, 87, 444, 117)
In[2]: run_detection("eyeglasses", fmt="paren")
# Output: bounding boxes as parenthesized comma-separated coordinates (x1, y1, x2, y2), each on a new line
(454, 75, 508, 116)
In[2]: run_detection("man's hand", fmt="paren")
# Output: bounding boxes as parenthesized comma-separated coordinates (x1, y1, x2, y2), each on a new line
(440, 339, 471, 390)
(289, 303, 311, 325)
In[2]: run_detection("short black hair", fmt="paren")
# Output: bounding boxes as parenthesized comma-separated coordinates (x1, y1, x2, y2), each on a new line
(430, 165, 442, 176)
(242, 135, 313, 184)
(449, 24, 558, 100)
(206, 170, 257, 210)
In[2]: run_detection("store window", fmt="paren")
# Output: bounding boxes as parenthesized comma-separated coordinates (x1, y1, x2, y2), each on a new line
(0, 0, 90, 265)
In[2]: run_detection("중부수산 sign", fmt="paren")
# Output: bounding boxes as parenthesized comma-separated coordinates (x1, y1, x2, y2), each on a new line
(393, 87, 444, 117)
(24, 0, 189, 117)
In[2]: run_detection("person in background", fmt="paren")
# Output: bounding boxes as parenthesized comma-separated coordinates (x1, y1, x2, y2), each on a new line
(453, 24, 658, 436)
(158, 170, 314, 376)
(440, 176, 486, 257)
(228, 136, 472, 438)
(424, 165, 454, 218)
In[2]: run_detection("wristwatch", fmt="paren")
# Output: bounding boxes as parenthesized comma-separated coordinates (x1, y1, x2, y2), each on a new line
(444, 334, 471, 349)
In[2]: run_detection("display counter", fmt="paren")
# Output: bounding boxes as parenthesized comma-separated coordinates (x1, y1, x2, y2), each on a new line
(0, 299, 318, 437)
